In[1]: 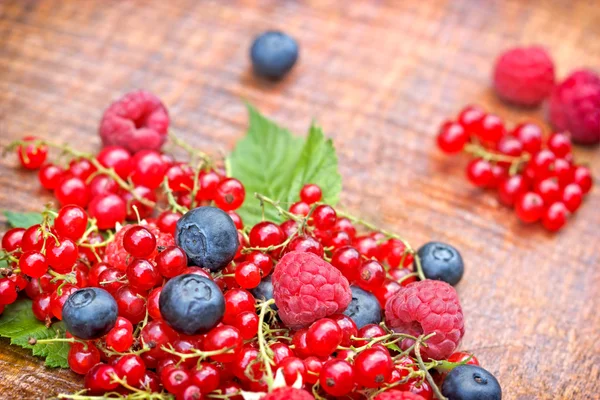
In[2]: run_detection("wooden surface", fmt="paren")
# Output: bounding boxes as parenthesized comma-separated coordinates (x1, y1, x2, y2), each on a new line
(0, 0, 599, 399)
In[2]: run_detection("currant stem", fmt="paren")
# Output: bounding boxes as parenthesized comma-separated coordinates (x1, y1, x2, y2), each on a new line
(254, 193, 303, 222)
(162, 178, 189, 215)
(257, 299, 277, 390)
(160, 344, 234, 364)
(464, 143, 530, 171)
(414, 334, 447, 400)
(168, 132, 212, 167)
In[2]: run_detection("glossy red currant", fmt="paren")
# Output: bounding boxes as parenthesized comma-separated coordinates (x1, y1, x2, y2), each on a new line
(515, 192, 544, 223)
(214, 178, 245, 211)
(38, 164, 64, 190)
(123, 226, 156, 258)
(19, 251, 48, 278)
(466, 158, 493, 187)
(17, 137, 47, 170)
(353, 347, 393, 388)
(306, 318, 343, 357)
(437, 121, 468, 154)
(300, 184, 323, 204)
(319, 359, 354, 396)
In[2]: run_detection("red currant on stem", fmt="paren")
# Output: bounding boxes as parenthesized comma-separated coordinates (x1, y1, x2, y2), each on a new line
(286, 235, 324, 257)
(319, 359, 354, 396)
(249, 221, 286, 249)
(542, 202, 569, 232)
(19, 251, 48, 278)
(573, 166, 592, 194)
(69, 158, 96, 180)
(45, 238, 78, 273)
(331, 314, 358, 347)
(0, 279, 18, 305)
(203, 325, 243, 363)
(475, 114, 505, 143)
(515, 192, 544, 223)
(2, 227, 25, 253)
(547, 132, 572, 158)
(312, 204, 337, 230)
(54, 205, 88, 241)
(55, 176, 90, 208)
(278, 357, 306, 385)
(306, 318, 343, 357)
(115, 285, 148, 324)
(447, 351, 479, 366)
(289, 201, 311, 216)
(214, 178, 245, 211)
(85, 363, 119, 393)
(155, 246, 188, 278)
(466, 158, 493, 187)
(127, 259, 161, 291)
(233, 311, 259, 340)
(31, 294, 52, 321)
(97, 146, 132, 179)
(131, 150, 168, 190)
(353, 347, 393, 388)
(157, 211, 182, 235)
(191, 363, 221, 393)
(68, 342, 101, 375)
(300, 183, 323, 204)
(88, 194, 127, 230)
(38, 164, 64, 190)
(437, 121, 468, 154)
(561, 183, 583, 213)
(223, 288, 255, 325)
(50, 285, 79, 320)
(16, 137, 48, 170)
(123, 226, 157, 258)
(513, 123, 543, 154)
(457, 105, 485, 133)
(357, 260, 386, 291)
(114, 354, 146, 386)
(234, 261, 262, 289)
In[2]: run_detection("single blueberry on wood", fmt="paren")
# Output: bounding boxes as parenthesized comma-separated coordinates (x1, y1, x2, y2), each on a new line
(175, 206, 239, 272)
(416, 241, 464, 286)
(159, 274, 225, 335)
(343, 285, 382, 328)
(442, 365, 502, 400)
(250, 31, 299, 80)
(62, 288, 118, 340)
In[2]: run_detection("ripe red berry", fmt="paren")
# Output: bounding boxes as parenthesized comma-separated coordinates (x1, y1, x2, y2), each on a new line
(331, 314, 358, 347)
(306, 318, 343, 357)
(122, 186, 157, 220)
(354, 324, 386, 347)
(233, 311, 259, 340)
(553, 158, 574, 187)
(68, 342, 101, 375)
(534, 178, 561, 205)
(2, 227, 25, 253)
(131, 150, 168, 190)
(271, 342, 294, 366)
(88, 194, 127, 230)
(457, 105, 485, 134)
(0, 279, 18, 305)
(561, 183, 583, 213)
(114, 354, 146, 386)
(165, 163, 194, 192)
(249, 221, 286, 249)
(89, 175, 119, 198)
(17, 137, 47, 170)
(448, 351, 480, 366)
(106, 322, 134, 352)
(300, 184, 323, 204)
(123, 226, 156, 258)
(312, 205, 337, 230)
(573, 166, 592, 194)
(214, 178, 245, 211)
(475, 114, 505, 143)
(50, 285, 79, 320)
(466, 159, 493, 187)
(191, 363, 221, 393)
(437, 122, 468, 154)
(157, 211, 182, 235)
(195, 170, 221, 201)
(38, 164, 64, 190)
(54, 205, 88, 241)
(331, 246, 361, 281)
(97, 146, 132, 179)
(278, 357, 307, 386)
(227, 211, 243, 230)
(319, 359, 354, 397)
(289, 201, 311, 216)
(46, 238, 78, 273)
(69, 158, 96, 180)
(515, 192, 544, 223)
(85, 363, 119, 393)
(127, 259, 161, 291)
(542, 202, 569, 232)
(31, 293, 52, 321)
(498, 175, 529, 207)
(19, 251, 48, 278)
(140, 320, 179, 360)
(203, 325, 242, 363)
(513, 123, 543, 154)
(353, 347, 393, 388)
(547, 132, 572, 158)
(530, 150, 556, 179)
(161, 367, 191, 395)
(357, 260, 386, 291)
(245, 251, 273, 276)
(155, 246, 187, 278)
(115, 285, 147, 324)
(496, 136, 523, 163)
(55, 176, 90, 208)
(223, 288, 255, 325)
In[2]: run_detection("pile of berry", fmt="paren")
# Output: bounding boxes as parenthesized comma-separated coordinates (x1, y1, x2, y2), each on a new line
(0, 91, 502, 399)
(437, 105, 593, 232)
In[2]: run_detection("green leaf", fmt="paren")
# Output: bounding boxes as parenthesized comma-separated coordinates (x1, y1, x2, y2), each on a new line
(434, 356, 475, 373)
(228, 104, 342, 226)
(0, 299, 69, 368)
(3, 211, 44, 228)
(385, 342, 402, 353)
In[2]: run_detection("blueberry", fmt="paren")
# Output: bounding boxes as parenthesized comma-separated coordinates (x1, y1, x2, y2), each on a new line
(62, 288, 118, 340)
(175, 206, 239, 272)
(250, 275, 278, 311)
(442, 365, 502, 400)
(416, 241, 464, 286)
(343, 285, 381, 329)
(250, 31, 299, 80)
(159, 274, 225, 335)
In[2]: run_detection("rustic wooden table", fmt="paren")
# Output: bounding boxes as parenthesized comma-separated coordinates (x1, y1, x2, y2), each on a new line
(0, 0, 598, 399)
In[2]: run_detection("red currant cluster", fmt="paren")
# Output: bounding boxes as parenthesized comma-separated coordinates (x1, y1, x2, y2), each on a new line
(2, 136, 486, 399)
(437, 105, 593, 231)
(13, 136, 245, 231)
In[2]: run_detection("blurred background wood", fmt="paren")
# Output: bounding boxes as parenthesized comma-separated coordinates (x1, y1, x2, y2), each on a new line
(0, 0, 598, 399)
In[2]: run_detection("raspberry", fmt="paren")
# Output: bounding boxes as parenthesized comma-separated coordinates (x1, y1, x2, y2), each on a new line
(99, 90, 169, 153)
(261, 387, 315, 400)
(385, 280, 464, 360)
(493, 46, 555, 106)
(272, 251, 352, 329)
(104, 224, 173, 272)
(375, 390, 425, 400)
(549, 69, 600, 145)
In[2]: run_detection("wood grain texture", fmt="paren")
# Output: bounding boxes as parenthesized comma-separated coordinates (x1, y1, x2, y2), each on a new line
(0, 0, 599, 399)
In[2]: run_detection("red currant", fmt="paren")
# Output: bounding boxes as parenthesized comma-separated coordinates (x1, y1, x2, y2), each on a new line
(165, 163, 194, 192)
(312, 205, 337, 230)
(476, 114, 505, 143)
(300, 184, 323, 204)
(271, 342, 294, 366)
(114, 354, 146, 386)
(46, 238, 78, 273)
(319, 359, 354, 396)
(2, 227, 25, 253)
(54, 205, 88, 241)
(227, 211, 243, 230)
(161, 367, 191, 395)
(289, 201, 311, 216)
(286, 235, 324, 257)
(278, 357, 307, 385)
(122, 186, 157, 220)
(88, 194, 127, 230)
(157, 211, 182, 235)
(547, 132, 572, 158)
(233, 311, 259, 340)
(19, 251, 48, 278)
(17, 137, 47, 170)
(214, 178, 245, 211)
(331, 246, 361, 281)
(513, 123, 543, 154)
(542, 202, 569, 232)
(68, 342, 101, 375)
(85, 363, 119, 393)
(330, 314, 358, 347)
(234, 261, 262, 289)
(127, 259, 161, 291)
(115, 285, 147, 324)
(131, 150, 168, 189)
(155, 246, 187, 278)
(498, 175, 528, 207)
(55, 176, 90, 208)
(573, 166, 592, 194)
(223, 289, 255, 325)
(354, 324, 386, 347)
(356, 260, 385, 291)
(97, 146, 132, 179)
(561, 183, 583, 213)
(50, 285, 79, 320)
(38, 164, 64, 190)
(249, 221, 286, 249)
(69, 158, 96, 181)
(191, 363, 221, 393)
(466, 158, 493, 187)
(447, 351, 479, 366)
(203, 325, 242, 363)
(123, 226, 156, 258)
(196, 170, 221, 201)
(0, 279, 18, 305)
(353, 347, 393, 388)
(31, 293, 52, 321)
(530, 150, 556, 179)
(306, 318, 343, 357)
(140, 320, 179, 360)
(534, 178, 561, 205)
(245, 251, 273, 276)
(496, 136, 523, 164)
(515, 192, 544, 223)
(437, 121, 468, 154)
(457, 105, 485, 133)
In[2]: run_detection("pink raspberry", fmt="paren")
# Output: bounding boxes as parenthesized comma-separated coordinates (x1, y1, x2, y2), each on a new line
(549, 69, 600, 145)
(272, 251, 351, 329)
(104, 224, 174, 272)
(493, 46, 555, 106)
(385, 280, 464, 360)
(99, 90, 169, 153)
(375, 390, 425, 400)
(261, 387, 315, 400)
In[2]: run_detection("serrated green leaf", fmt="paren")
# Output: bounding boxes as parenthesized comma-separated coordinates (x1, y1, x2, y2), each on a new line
(0, 299, 69, 368)
(228, 104, 342, 226)
(3, 210, 44, 228)
(385, 342, 402, 353)
(434, 356, 475, 373)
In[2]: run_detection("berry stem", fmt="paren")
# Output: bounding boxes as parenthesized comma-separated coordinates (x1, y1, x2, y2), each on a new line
(162, 178, 189, 215)
(254, 193, 304, 223)
(29, 336, 88, 348)
(464, 142, 530, 173)
(256, 298, 277, 390)
(168, 132, 213, 167)
(160, 344, 235, 364)
(414, 334, 447, 400)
